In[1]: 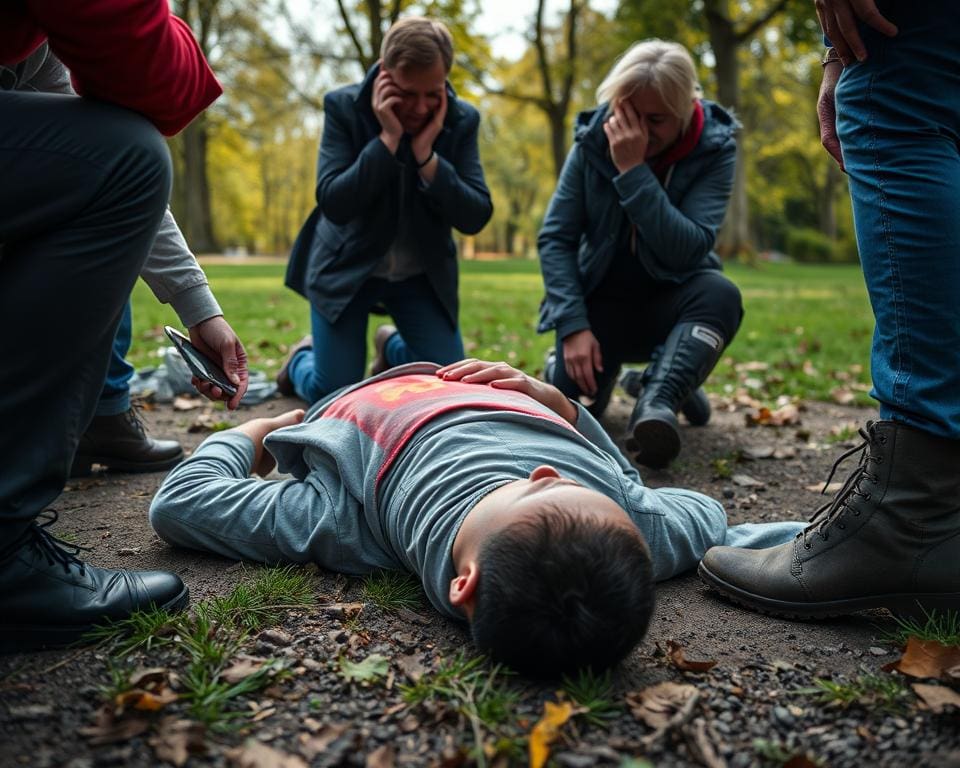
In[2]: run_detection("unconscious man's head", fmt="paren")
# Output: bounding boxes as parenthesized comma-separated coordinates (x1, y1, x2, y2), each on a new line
(449, 467, 654, 678)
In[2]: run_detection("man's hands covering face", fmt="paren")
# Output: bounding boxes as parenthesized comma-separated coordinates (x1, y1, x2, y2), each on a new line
(373, 69, 404, 153)
(411, 86, 447, 167)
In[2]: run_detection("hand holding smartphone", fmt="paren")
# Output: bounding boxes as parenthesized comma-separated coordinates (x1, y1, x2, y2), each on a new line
(164, 325, 238, 398)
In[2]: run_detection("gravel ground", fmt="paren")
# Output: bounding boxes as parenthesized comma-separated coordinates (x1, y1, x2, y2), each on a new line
(1, 391, 958, 768)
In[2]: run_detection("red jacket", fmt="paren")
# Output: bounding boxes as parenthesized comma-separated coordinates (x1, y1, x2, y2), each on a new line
(0, 0, 221, 135)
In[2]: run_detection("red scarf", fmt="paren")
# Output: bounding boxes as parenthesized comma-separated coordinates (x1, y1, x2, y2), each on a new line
(650, 100, 704, 184)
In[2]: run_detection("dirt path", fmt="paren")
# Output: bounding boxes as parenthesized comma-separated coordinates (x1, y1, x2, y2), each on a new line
(1, 394, 957, 768)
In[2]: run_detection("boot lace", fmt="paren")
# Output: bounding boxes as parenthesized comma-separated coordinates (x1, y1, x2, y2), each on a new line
(125, 401, 148, 438)
(27, 511, 91, 576)
(800, 423, 886, 550)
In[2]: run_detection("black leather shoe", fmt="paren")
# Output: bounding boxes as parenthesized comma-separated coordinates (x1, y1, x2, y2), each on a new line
(0, 516, 189, 652)
(70, 407, 183, 477)
(620, 368, 711, 426)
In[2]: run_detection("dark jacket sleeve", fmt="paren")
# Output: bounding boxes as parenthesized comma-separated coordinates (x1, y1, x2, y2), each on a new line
(419, 108, 493, 235)
(25, 0, 221, 136)
(537, 144, 591, 339)
(315, 91, 402, 225)
(612, 139, 736, 274)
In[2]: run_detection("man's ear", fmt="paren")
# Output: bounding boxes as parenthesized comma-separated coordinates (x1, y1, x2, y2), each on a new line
(448, 560, 480, 614)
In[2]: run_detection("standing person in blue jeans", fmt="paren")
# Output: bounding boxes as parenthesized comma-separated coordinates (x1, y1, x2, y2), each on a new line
(13, 47, 246, 477)
(537, 40, 742, 470)
(278, 17, 493, 403)
(700, 1, 960, 619)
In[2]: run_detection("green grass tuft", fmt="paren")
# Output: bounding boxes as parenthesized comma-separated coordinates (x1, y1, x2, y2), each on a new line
(198, 565, 315, 632)
(561, 668, 622, 728)
(84, 606, 179, 656)
(798, 673, 911, 713)
(887, 608, 960, 648)
(360, 570, 424, 612)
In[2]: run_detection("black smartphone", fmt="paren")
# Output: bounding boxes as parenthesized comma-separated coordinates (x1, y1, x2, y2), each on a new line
(164, 325, 238, 397)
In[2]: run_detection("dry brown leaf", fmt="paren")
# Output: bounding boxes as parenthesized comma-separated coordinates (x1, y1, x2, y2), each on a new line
(366, 744, 396, 768)
(79, 705, 150, 746)
(664, 640, 718, 673)
(222, 657, 268, 685)
(114, 669, 178, 712)
(149, 717, 206, 767)
(736, 361, 769, 372)
(528, 700, 577, 768)
(127, 668, 168, 688)
(299, 723, 350, 760)
(626, 682, 699, 730)
(830, 388, 855, 405)
(321, 602, 365, 619)
(784, 756, 820, 768)
(173, 396, 202, 411)
(884, 638, 960, 679)
(912, 683, 960, 713)
(227, 740, 308, 768)
(395, 653, 428, 683)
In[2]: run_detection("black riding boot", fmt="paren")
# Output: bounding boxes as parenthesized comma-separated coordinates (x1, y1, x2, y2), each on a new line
(625, 322, 724, 468)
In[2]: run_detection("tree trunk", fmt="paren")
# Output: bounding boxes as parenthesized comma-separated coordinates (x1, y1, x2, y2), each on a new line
(180, 115, 218, 253)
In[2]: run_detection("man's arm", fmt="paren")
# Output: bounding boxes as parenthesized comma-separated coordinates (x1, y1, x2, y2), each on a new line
(315, 91, 403, 224)
(25, 0, 221, 136)
(418, 109, 493, 235)
(150, 427, 345, 568)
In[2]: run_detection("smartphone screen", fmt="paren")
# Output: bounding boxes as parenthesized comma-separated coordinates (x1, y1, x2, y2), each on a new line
(164, 326, 238, 397)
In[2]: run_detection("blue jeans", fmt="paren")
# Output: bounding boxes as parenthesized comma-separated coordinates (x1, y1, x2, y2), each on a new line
(836, 0, 960, 438)
(288, 274, 465, 403)
(96, 301, 135, 417)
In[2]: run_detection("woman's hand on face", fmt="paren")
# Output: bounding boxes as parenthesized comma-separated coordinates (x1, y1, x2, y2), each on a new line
(603, 101, 648, 175)
(562, 329, 604, 397)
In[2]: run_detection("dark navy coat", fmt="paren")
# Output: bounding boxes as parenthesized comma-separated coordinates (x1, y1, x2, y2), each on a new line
(286, 64, 493, 327)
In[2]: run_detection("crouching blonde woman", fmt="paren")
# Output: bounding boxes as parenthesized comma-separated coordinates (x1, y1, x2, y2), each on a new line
(537, 39, 741, 469)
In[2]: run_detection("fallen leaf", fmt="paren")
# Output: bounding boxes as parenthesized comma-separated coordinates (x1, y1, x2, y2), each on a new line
(736, 361, 769, 372)
(227, 741, 309, 768)
(746, 404, 800, 427)
(395, 654, 428, 683)
(339, 653, 389, 684)
(664, 641, 718, 673)
(251, 706, 277, 722)
(128, 668, 168, 688)
(299, 723, 350, 760)
(221, 657, 269, 685)
(321, 602, 365, 619)
(529, 700, 576, 768)
(149, 717, 206, 767)
(741, 445, 775, 460)
(366, 744, 395, 768)
(79, 705, 150, 745)
(173, 396, 202, 411)
(912, 683, 960, 713)
(732, 473, 763, 488)
(258, 629, 292, 647)
(626, 682, 699, 730)
(830, 388, 855, 405)
(884, 638, 960, 680)
(116, 687, 178, 711)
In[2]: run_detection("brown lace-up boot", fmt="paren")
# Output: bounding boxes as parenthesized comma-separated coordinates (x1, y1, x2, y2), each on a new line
(699, 420, 960, 619)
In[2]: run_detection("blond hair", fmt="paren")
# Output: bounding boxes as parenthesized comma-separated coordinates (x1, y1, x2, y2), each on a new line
(381, 17, 454, 73)
(596, 40, 700, 130)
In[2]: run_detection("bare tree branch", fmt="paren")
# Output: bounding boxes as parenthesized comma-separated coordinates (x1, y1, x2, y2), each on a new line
(533, 0, 554, 105)
(735, 0, 791, 43)
(334, 0, 370, 67)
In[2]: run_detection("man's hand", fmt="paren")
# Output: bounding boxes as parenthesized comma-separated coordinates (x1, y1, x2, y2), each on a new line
(234, 409, 305, 477)
(411, 86, 447, 179)
(818, 61, 845, 169)
(814, 0, 897, 64)
(373, 67, 403, 154)
(603, 101, 648, 175)
(188, 316, 249, 410)
(562, 329, 604, 397)
(436, 359, 578, 425)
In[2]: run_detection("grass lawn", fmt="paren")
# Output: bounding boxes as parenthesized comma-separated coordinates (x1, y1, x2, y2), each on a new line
(130, 259, 876, 407)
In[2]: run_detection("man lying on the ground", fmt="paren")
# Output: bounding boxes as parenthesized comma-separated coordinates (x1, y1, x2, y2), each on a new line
(150, 360, 803, 677)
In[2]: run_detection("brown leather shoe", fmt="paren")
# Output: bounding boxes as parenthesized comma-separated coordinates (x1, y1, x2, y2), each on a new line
(369, 324, 398, 376)
(276, 334, 313, 397)
(70, 407, 183, 477)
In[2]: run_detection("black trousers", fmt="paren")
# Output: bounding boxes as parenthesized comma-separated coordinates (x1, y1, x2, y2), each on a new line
(0, 91, 172, 545)
(551, 270, 743, 406)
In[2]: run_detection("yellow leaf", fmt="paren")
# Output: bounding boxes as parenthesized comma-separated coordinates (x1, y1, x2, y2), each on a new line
(528, 700, 574, 768)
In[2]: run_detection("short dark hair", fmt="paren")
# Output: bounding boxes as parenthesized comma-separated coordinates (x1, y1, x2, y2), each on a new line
(470, 509, 654, 678)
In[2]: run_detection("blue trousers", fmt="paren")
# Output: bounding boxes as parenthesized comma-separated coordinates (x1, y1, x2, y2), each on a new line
(836, 0, 960, 438)
(0, 91, 172, 541)
(97, 301, 135, 417)
(288, 274, 465, 403)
